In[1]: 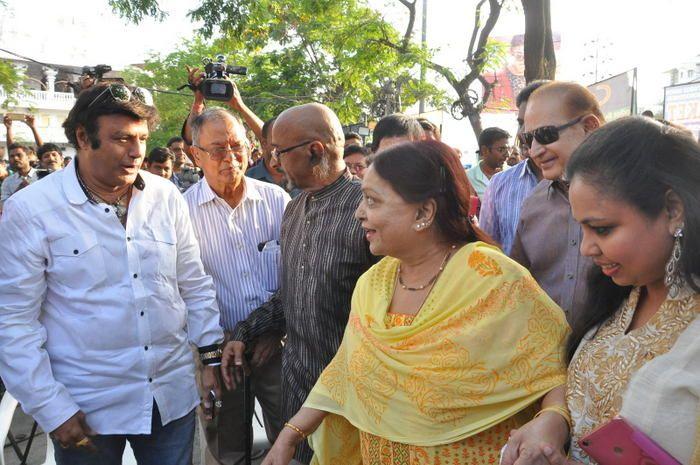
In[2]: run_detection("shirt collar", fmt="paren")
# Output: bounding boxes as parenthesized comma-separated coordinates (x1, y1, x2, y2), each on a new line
(64, 156, 146, 206)
(305, 169, 354, 202)
(545, 178, 569, 201)
(519, 159, 536, 180)
(197, 176, 261, 206)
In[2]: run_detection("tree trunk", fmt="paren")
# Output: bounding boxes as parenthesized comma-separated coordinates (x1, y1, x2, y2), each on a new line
(522, 0, 556, 82)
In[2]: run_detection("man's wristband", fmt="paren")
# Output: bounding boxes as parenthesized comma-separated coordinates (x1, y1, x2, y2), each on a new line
(198, 344, 223, 366)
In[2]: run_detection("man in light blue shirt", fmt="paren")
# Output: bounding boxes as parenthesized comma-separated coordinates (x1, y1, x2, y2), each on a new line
(479, 81, 547, 254)
(186, 108, 290, 464)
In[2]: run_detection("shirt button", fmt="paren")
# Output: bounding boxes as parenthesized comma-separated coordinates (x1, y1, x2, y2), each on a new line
(303, 243, 306, 247)
(242, 272, 250, 278)
(566, 273, 574, 279)
(104, 208, 110, 213)
(570, 239, 578, 246)
(133, 273, 138, 278)
(148, 377, 153, 383)
(127, 237, 132, 241)
(301, 265, 305, 270)
(73, 249, 79, 255)
(144, 346, 148, 351)
(140, 311, 144, 316)
(306, 220, 310, 225)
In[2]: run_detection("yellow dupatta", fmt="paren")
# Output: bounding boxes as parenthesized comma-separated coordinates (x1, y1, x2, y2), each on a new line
(305, 242, 569, 464)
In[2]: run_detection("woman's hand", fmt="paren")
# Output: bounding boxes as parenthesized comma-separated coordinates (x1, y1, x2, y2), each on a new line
(501, 411, 569, 465)
(538, 443, 584, 465)
(261, 429, 299, 465)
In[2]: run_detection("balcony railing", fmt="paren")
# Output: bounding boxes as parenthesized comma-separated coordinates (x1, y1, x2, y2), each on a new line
(0, 88, 76, 111)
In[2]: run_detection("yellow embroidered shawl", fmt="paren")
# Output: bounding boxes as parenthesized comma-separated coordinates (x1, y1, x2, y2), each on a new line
(305, 242, 569, 464)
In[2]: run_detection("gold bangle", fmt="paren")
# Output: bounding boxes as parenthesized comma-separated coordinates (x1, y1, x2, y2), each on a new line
(535, 405, 572, 430)
(284, 421, 307, 439)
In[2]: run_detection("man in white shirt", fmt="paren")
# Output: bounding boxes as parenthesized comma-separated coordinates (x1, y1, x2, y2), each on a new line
(0, 83, 224, 465)
(185, 108, 290, 464)
(0, 143, 38, 209)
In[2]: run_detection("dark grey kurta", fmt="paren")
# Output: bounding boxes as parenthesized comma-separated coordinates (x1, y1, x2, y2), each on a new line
(233, 170, 375, 463)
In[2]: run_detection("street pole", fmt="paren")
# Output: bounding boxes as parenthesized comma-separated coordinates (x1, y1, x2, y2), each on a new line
(419, 0, 427, 114)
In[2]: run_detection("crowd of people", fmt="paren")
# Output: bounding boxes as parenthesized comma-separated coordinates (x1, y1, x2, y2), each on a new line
(0, 66, 697, 465)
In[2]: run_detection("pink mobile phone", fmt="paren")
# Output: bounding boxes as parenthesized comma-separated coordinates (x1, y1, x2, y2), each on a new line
(578, 417, 681, 465)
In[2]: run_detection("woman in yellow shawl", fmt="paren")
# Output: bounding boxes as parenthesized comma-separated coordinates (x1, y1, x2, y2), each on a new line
(263, 140, 571, 465)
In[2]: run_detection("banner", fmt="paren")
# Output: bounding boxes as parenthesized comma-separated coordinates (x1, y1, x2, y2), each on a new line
(664, 81, 700, 140)
(588, 70, 635, 121)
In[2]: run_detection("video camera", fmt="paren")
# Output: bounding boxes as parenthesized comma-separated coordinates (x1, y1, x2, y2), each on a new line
(81, 64, 113, 81)
(198, 55, 247, 101)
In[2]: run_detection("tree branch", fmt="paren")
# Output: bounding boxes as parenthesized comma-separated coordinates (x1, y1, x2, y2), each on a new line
(464, 0, 504, 83)
(467, 0, 487, 61)
(396, 0, 417, 52)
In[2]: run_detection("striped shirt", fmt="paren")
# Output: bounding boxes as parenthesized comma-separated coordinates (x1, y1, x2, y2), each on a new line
(479, 159, 540, 255)
(184, 177, 290, 330)
(232, 170, 376, 463)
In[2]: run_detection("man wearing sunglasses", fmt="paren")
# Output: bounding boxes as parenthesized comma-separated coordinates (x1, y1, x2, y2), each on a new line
(185, 108, 290, 465)
(222, 103, 376, 464)
(510, 81, 605, 324)
(478, 80, 547, 255)
(0, 83, 225, 465)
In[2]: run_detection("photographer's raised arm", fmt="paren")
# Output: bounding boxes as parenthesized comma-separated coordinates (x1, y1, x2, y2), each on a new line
(227, 79, 263, 142)
(182, 65, 207, 149)
(24, 115, 43, 147)
(4, 115, 13, 146)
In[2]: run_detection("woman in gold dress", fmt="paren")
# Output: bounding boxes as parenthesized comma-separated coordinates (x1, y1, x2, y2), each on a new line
(261, 140, 573, 465)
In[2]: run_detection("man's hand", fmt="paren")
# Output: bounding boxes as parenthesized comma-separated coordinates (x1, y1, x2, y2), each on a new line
(50, 411, 96, 450)
(251, 333, 282, 368)
(200, 364, 223, 421)
(226, 78, 244, 111)
(186, 65, 206, 105)
(3, 115, 11, 129)
(221, 340, 249, 391)
(23, 114, 36, 128)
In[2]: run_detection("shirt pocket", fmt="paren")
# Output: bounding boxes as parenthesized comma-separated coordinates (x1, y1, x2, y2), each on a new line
(148, 227, 178, 280)
(48, 232, 107, 290)
(258, 242, 281, 293)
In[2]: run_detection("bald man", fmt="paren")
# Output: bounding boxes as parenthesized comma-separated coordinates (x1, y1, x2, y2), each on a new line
(222, 103, 376, 464)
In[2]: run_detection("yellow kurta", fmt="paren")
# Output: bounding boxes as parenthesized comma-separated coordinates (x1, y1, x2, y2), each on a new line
(305, 242, 570, 465)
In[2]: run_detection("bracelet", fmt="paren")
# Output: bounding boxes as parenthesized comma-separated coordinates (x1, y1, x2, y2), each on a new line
(535, 405, 572, 430)
(284, 422, 307, 440)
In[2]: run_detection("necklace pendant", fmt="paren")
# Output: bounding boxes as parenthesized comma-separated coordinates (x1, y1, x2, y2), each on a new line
(114, 204, 127, 219)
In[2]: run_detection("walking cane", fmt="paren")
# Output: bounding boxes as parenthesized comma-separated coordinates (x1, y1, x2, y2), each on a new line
(242, 368, 252, 465)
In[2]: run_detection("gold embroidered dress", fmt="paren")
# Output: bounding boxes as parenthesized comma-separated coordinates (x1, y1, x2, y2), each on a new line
(566, 286, 700, 463)
(304, 242, 570, 465)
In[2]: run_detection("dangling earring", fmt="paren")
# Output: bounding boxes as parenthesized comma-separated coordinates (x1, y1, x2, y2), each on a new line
(664, 226, 684, 299)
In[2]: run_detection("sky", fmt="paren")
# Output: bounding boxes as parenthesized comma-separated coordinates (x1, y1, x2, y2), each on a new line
(1, 0, 699, 155)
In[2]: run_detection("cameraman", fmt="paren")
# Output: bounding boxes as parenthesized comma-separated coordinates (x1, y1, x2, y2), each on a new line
(182, 65, 264, 162)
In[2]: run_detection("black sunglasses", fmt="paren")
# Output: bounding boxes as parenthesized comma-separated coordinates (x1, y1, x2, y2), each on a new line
(87, 84, 153, 109)
(520, 115, 586, 147)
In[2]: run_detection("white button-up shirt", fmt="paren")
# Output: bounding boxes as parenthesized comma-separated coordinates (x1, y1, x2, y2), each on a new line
(184, 177, 289, 330)
(0, 160, 224, 434)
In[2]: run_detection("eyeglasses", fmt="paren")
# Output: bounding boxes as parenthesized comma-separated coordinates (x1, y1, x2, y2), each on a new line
(193, 143, 249, 161)
(346, 162, 367, 171)
(271, 140, 314, 161)
(520, 115, 586, 148)
(87, 84, 153, 109)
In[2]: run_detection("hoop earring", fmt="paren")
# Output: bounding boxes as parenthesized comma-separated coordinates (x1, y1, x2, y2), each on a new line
(664, 226, 685, 299)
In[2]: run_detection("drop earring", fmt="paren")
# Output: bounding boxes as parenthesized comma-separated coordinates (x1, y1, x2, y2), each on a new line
(664, 226, 684, 299)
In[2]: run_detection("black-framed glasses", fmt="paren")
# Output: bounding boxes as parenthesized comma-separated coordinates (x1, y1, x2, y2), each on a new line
(193, 143, 249, 161)
(271, 140, 314, 161)
(520, 115, 586, 148)
(87, 84, 153, 109)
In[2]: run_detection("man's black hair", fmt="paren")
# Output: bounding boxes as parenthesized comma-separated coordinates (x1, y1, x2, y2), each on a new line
(37, 143, 63, 157)
(515, 80, 550, 109)
(478, 127, 510, 149)
(148, 147, 175, 164)
(167, 136, 184, 147)
(370, 114, 423, 152)
(7, 143, 29, 154)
